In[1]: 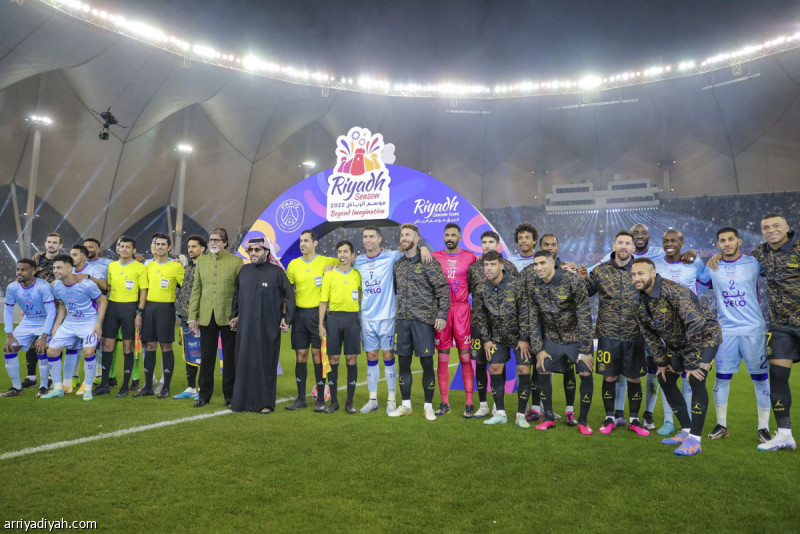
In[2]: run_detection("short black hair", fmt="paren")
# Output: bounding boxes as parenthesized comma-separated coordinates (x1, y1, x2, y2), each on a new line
(716, 226, 739, 239)
(70, 244, 89, 257)
(152, 233, 171, 246)
(363, 226, 382, 238)
(539, 234, 558, 246)
(480, 230, 500, 242)
(514, 223, 538, 245)
(632, 257, 655, 269)
(300, 229, 318, 241)
(187, 235, 207, 249)
(17, 258, 36, 269)
(444, 223, 461, 233)
(118, 236, 135, 248)
(762, 213, 784, 222)
(483, 250, 503, 263)
(53, 253, 74, 267)
(83, 238, 101, 247)
(533, 250, 554, 260)
(336, 240, 354, 253)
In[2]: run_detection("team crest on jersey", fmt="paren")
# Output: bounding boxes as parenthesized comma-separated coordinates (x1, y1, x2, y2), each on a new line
(788, 254, 799, 268)
(327, 127, 392, 222)
(557, 287, 568, 300)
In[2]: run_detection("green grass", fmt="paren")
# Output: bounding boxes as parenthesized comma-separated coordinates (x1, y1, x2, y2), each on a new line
(0, 331, 798, 533)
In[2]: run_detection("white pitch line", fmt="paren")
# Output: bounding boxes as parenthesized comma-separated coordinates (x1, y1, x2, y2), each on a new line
(1, 364, 460, 461)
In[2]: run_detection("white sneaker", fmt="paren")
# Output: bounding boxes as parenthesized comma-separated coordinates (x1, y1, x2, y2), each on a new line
(388, 404, 412, 417)
(474, 405, 490, 418)
(757, 433, 797, 451)
(424, 405, 436, 421)
(515, 413, 531, 429)
(360, 399, 379, 414)
(385, 399, 397, 415)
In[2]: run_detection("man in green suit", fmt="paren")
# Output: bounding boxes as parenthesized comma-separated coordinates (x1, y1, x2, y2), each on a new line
(188, 227, 243, 408)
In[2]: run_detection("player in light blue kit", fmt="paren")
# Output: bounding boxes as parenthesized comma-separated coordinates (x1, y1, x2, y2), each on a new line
(41, 254, 107, 401)
(69, 244, 108, 392)
(507, 223, 538, 272)
(2, 259, 57, 397)
(353, 227, 403, 414)
(353, 226, 433, 414)
(700, 227, 771, 443)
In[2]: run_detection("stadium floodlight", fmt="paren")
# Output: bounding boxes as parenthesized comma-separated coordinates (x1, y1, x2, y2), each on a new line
(27, 115, 53, 126)
(578, 76, 602, 91)
(301, 161, 316, 169)
(176, 144, 193, 154)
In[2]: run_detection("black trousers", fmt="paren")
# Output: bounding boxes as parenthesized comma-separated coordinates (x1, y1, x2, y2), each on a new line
(198, 313, 236, 403)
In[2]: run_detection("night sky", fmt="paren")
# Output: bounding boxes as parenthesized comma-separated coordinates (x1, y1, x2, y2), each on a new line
(103, 1, 800, 82)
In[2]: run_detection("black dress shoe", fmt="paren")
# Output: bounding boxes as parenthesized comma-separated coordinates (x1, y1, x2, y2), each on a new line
(193, 399, 209, 408)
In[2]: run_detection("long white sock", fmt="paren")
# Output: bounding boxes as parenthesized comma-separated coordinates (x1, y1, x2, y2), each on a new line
(645, 373, 659, 413)
(83, 355, 97, 388)
(48, 356, 63, 389)
(615, 377, 627, 412)
(752, 376, 771, 429)
(713, 377, 731, 426)
(4, 353, 22, 390)
(37, 354, 49, 388)
(384, 358, 397, 395)
(62, 350, 79, 387)
(366, 360, 379, 399)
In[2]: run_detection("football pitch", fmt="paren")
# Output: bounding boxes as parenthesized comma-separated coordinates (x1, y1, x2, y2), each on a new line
(0, 332, 798, 533)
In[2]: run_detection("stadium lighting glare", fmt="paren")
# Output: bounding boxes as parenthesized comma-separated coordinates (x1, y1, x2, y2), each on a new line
(176, 144, 193, 154)
(27, 115, 53, 126)
(301, 161, 316, 169)
(35, 0, 800, 99)
(578, 76, 602, 91)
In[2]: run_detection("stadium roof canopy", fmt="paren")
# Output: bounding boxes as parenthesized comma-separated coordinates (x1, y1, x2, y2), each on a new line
(2, 1, 800, 247)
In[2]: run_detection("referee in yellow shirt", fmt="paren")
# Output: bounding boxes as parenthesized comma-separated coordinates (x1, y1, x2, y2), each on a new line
(319, 240, 362, 414)
(285, 229, 339, 411)
(136, 233, 184, 398)
(96, 236, 148, 397)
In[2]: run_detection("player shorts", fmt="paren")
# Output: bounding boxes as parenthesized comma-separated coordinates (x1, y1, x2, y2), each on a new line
(394, 319, 435, 358)
(361, 318, 395, 352)
(715, 333, 768, 375)
(102, 301, 137, 340)
(9, 320, 47, 351)
(666, 345, 718, 373)
(434, 303, 471, 351)
(141, 301, 176, 343)
(50, 320, 99, 350)
(470, 326, 486, 364)
(486, 342, 531, 367)
(542, 340, 589, 374)
(767, 327, 800, 363)
(325, 311, 361, 356)
(291, 307, 321, 350)
(595, 338, 646, 378)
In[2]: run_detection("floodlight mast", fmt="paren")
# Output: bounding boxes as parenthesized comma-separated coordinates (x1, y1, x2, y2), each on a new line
(22, 115, 53, 257)
(174, 144, 193, 253)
